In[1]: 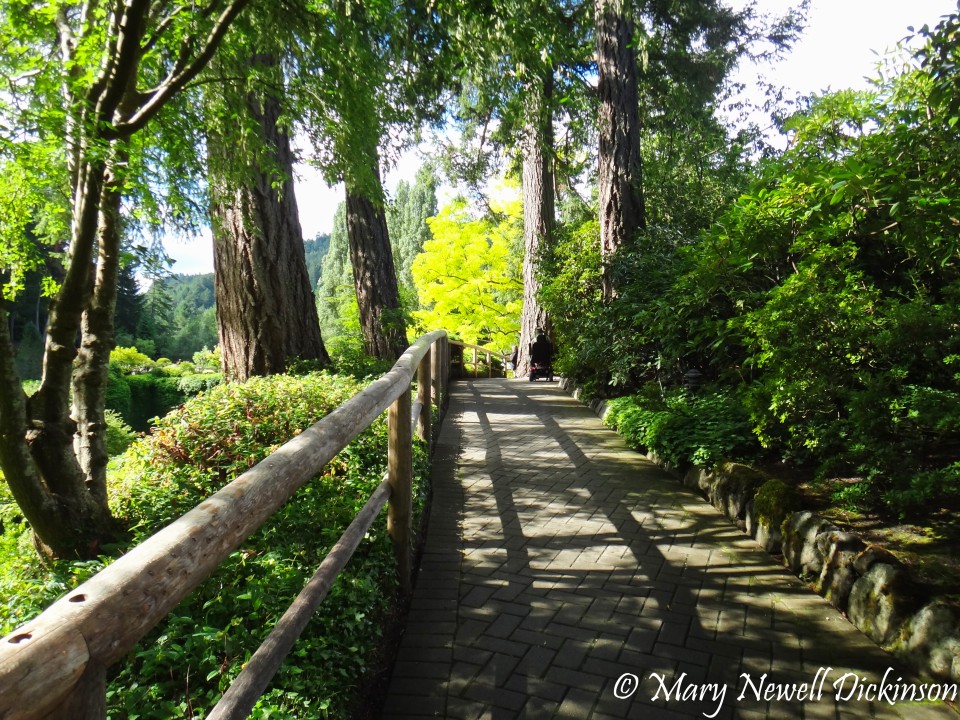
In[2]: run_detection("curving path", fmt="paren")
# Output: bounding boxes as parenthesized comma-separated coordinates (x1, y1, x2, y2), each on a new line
(382, 379, 956, 719)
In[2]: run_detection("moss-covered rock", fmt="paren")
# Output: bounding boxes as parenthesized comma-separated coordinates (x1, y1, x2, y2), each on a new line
(781, 511, 838, 578)
(848, 563, 920, 646)
(815, 531, 866, 610)
(753, 478, 798, 529)
(711, 463, 766, 522)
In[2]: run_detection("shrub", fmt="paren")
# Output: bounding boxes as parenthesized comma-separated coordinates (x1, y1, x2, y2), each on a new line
(1, 371, 429, 718)
(191, 346, 221, 373)
(125, 374, 185, 431)
(110, 346, 155, 374)
(105, 366, 132, 420)
(176, 372, 223, 396)
(328, 336, 394, 381)
(605, 387, 760, 470)
(105, 372, 428, 717)
(104, 409, 137, 456)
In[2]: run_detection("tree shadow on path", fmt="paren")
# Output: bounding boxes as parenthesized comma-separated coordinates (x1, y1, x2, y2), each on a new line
(383, 380, 949, 720)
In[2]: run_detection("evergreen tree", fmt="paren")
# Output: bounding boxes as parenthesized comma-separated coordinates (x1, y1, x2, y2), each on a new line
(315, 203, 355, 343)
(207, 52, 330, 381)
(387, 163, 439, 302)
(303, 233, 331, 287)
(114, 261, 143, 348)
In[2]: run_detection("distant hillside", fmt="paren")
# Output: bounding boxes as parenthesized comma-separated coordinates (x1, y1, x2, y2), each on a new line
(304, 234, 330, 287)
(160, 233, 330, 315)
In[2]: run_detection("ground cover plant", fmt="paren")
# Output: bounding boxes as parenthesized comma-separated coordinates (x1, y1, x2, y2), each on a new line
(0, 371, 428, 718)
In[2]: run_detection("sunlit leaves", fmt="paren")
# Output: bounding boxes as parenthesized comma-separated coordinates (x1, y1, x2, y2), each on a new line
(411, 188, 523, 352)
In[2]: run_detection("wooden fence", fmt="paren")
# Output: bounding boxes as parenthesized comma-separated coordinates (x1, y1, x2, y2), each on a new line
(448, 341, 509, 379)
(0, 331, 450, 720)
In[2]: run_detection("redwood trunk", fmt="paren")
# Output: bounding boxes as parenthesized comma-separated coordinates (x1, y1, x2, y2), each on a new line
(517, 75, 556, 378)
(344, 172, 407, 361)
(596, 0, 645, 299)
(210, 88, 330, 381)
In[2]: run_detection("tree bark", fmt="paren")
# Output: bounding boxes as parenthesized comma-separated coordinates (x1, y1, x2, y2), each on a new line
(517, 73, 556, 378)
(210, 78, 331, 382)
(0, 0, 248, 559)
(73, 146, 125, 510)
(595, 0, 645, 299)
(344, 166, 407, 361)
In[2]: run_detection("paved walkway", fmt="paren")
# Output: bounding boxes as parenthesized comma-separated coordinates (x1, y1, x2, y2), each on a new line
(382, 380, 956, 719)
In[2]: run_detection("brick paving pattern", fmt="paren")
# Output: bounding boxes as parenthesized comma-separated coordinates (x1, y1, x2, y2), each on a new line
(382, 379, 957, 719)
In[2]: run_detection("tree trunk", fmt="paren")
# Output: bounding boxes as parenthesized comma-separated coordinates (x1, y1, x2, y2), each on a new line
(517, 73, 556, 378)
(210, 81, 331, 382)
(0, 0, 248, 559)
(0, 153, 119, 558)
(73, 146, 126, 510)
(344, 167, 407, 361)
(595, 0, 645, 299)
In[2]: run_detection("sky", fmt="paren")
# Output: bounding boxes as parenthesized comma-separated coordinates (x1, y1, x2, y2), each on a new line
(161, 0, 959, 276)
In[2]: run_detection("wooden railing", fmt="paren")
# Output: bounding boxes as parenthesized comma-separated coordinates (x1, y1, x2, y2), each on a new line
(0, 331, 451, 720)
(449, 340, 509, 378)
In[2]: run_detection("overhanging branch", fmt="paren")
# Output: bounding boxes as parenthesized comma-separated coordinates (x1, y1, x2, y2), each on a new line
(112, 0, 251, 137)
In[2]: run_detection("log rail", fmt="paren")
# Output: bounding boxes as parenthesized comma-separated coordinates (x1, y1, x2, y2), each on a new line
(0, 331, 451, 720)
(449, 340, 509, 378)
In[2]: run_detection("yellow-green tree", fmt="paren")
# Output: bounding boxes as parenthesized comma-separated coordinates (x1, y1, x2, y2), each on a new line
(412, 191, 523, 353)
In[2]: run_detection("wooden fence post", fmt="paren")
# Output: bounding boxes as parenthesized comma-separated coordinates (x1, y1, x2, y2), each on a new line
(388, 388, 413, 595)
(442, 337, 449, 408)
(486, 352, 492, 378)
(431, 338, 442, 412)
(417, 350, 432, 449)
(49, 659, 107, 720)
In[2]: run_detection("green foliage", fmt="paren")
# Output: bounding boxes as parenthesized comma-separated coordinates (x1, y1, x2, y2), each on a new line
(192, 346, 222, 374)
(604, 388, 760, 470)
(411, 189, 523, 353)
(104, 410, 138, 456)
(387, 164, 439, 301)
(316, 203, 357, 344)
(105, 373, 426, 717)
(110, 346, 156, 374)
(2, 372, 429, 718)
(125, 375, 185, 432)
(106, 359, 189, 432)
(176, 373, 224, 396)
(304, 234, 331, 288)
(548, 22, 960, 518)
(137, 274, 219, 361)
(105, 368, 133, 421)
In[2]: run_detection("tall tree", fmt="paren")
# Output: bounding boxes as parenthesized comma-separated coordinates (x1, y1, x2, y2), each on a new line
(517, 72, 557, 377)
(344, 164, 408, 359)
(0, 0, 248, 557)
(595, 0, 644, 299)
(316, 202, 355, 343)
(114, 259, 143, 348)
(298, 0, 450, 360)
(207, 51, 331, 381)
(441, 0, 593, 372)
(595, 0, 804, 297)
(387, 163, 439, 301)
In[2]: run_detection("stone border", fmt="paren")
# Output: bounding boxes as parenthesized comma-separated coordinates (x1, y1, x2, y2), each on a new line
(559, 379, 960, 685)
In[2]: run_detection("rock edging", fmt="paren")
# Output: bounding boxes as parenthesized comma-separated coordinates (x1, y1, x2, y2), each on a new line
(559, 378, 960, 685)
